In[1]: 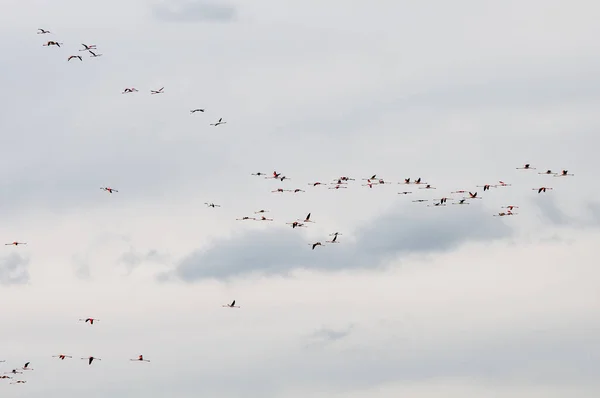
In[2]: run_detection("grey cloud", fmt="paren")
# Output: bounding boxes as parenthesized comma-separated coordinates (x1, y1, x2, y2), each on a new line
(164, 204, 513, 282)
(0, 253, 30, 285)
(532, 195, 569, 226)
(152, 0, 236, 23)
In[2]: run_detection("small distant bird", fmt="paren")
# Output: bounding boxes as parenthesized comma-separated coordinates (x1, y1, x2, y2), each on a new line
(222, 300, 240, 308)
(130, 355, 150, 362)
(88, 50, 102, 58)
(538, 170, 557, 176)
(256, 216, 273, 221)
(190, 109, 205, 113)
(22, 362, 33, 371)
(37, 29, 51, 34)
(5, 241, 26, 246)
(534, 187, 553, 193)
(79, 318, 99, 325)
(286, 221, 306, 229)
(516, 163, 536, 170)
(453, 199, 470, 205)
(52, 354, 72, 360)
(150, 87, 164, 95)
(100, 187, 118, 194)
(555, 170, 574, 177)
(10, 380, 26, 384)
(204, 202, 220, 208)
(236, 216, 256, 221)
(310, 242, 324, 250)
(299, 213, 313, 223)
(210, 118, 227, 126)
(252, 172, 266, 176)
(398, 191, 412, 194)
(67, 55, 82, 61)
(80, 44, 97, 51)
(326, 234, 339, 243)
(81, 356, 101, 365)
(254, 209, 269, 214)
(122, 88, 138, 94)
(43, 41, 61, 47)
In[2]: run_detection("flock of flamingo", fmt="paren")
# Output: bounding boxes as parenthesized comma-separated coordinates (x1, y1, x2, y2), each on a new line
(0, 28, 575, 387)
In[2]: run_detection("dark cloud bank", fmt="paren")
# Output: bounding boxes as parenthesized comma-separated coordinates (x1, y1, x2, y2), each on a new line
(161, 204, 513, 282)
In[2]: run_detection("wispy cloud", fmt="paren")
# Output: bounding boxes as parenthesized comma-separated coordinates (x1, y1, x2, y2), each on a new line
(0, 253, 30, 285)
(163, 205, 513, 282)
(152, 0, 236, 23)
(119, 248, 170, 272)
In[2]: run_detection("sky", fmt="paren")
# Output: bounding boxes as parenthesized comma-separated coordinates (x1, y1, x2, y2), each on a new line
(0, 0, 599, 396)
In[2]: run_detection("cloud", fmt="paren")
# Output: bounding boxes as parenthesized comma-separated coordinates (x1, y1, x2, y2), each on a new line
(165, 204, 513, 282)
(0, 252, 30, 285)
(119, 248, 170, 272)
(152, 0, 236, 23)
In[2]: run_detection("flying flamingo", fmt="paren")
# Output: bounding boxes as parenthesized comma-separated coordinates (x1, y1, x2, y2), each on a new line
(10, 380, 26, 384)
(286, 221, 306, 229)
(401, 178, 411, 184)
(433, 197, 450, 204)
(190, 109, 205, 113)
(476, 184, 495, 191)
(501, 205, 519, 210)
(67, 55, 82, 61)
(494, 211, 517, 217)
(271, 188, 290, 193)
(79, 44, 97, 51)
(299, 213, 314, 223)
(338, 176, 355, 181)
(81, 356, 101, 365)
(210, 118, 226, 126)
(413, 178, 426, 185)
(453, 199, 470, 205)
(428, 202, 446, 207)
(451, 190, 467, 194)
(555, 170, 574, 177)
(398, 191, 412, 194)
(130, 355, 150, 362)
(516, 163, 536, 170)
(309, 182, 327, 186)
(538, 170, 557, 175)
(0, 375, 12, 379)
(279, 176, 291, 181)
(362, 179, 376, 188)
(329, 184, 348, 189)
(100, 187, 118, 193)
(122, 88, 138, 94)
(251, 172, 266, 176)
(254, 209, 269, 214)
(52, 355, 72, 360)
(256, 216, 273, 221)
(150, 87, 164, 95)
(236, 217, 256, 221)
(43, 41, 61, 47)
(534, 187, 553, 193)
(326, 235, 339, 243)
(204, 203, 221, 208)
(309, 242, 324, 250)
(22, 362, 33, 371)
(419, 184, 436, 190)
(222, 300, 240, 308)
(88, 50, 102, 58)
(412, 199, 428, 202)
(5, 369, 22, 375)
(79, 318, 99, 325)
(37, 29, 51, 34)
(467, 192, 482, 199)
(5, 241, 26, 246)
(291, 189, 305, 193)
(362, 174, 378, 181)
(497, 181, 512, 187)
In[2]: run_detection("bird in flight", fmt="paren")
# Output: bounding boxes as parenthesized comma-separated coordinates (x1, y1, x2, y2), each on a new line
(236, 216, 256, 221)
(286, 221, 306, 229)
(210, 118, 227, 126)
(190, 109, 205, 113)
(37, 28, 51, 34)
(326, 234, 339, 243)
(5, 241, 26, 246)
(555, 170, 574, 177)
(22, 362, 33, 371)
(256, 216, 273, 221)
(52, 354, 72, 360)
(11, 380, 27, 384)
(299, 213, 313, 223)
(82, 356, 101, 365)
(79, 318, 99, 325)
(534, 187, 553, 193)
(88, 50, 102, 58)
(67, 55, 82, 61)
(122, 88, 138, 94)
(516, 163, 536, 170)
(204, 202, 221, 208)
(538, 169, 557, 176)
(222, 300, 240, 308)
(310, 242, 324, 250)
(80, 44, 97, 51)
(150, 87, 164, 95)
(100, 187, 118, 193)
(130, 355, 150, 362)
(453, 199, 469, 205)
(252, 172, 266, 176)
(43, 41, 61, 47)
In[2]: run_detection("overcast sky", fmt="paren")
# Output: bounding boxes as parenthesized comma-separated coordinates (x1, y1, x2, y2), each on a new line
(1, 0, 599, 397)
